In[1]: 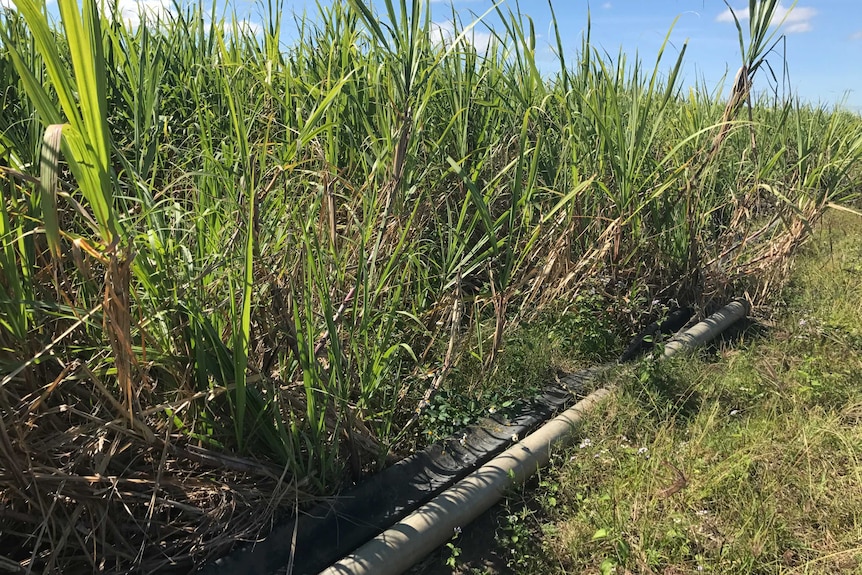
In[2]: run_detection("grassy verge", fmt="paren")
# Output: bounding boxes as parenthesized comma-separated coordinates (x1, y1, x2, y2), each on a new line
(434, 211, 862, 574)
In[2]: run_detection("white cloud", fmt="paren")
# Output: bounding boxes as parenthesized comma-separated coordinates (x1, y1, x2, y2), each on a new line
(716, 2, 817, 34)
(784, 21, 812, 34)
(602, 2, 612, 9)
(236, 19, 263, 37)
(109, 0, 174, 27)
(105, 1, 261, 37)
(431, 21, 494, 53)
(852, 30, 862, 41)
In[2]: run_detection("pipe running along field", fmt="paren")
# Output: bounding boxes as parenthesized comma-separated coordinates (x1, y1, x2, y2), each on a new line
(319, 300, 750, 575)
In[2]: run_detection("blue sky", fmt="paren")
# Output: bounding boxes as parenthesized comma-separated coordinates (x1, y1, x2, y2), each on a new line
(260, 0, 862, 111)
(33, 0, 860, 110)
(448, 0, 861, 110)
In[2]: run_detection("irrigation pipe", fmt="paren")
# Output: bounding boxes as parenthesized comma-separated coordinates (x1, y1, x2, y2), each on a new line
(319, 299, 750, 575)
(662, 300, 749, 356)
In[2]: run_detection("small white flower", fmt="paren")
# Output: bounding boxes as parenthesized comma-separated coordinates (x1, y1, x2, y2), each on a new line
(637, 447, 648, 455)
(488, 406, 497, 414)
(511, 433, 519, 442)
(459, 433, 467, 446)
(799, 318, 807, 327)
(729, 409, 740, 416)
(453, 526, 462, 536)
(579, 438, 592, 449)
(696, 509, 709, 517)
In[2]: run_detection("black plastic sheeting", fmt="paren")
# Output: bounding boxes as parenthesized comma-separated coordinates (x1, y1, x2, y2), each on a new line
(197, 307, 693, 575)
(619, 307, 694, 362)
